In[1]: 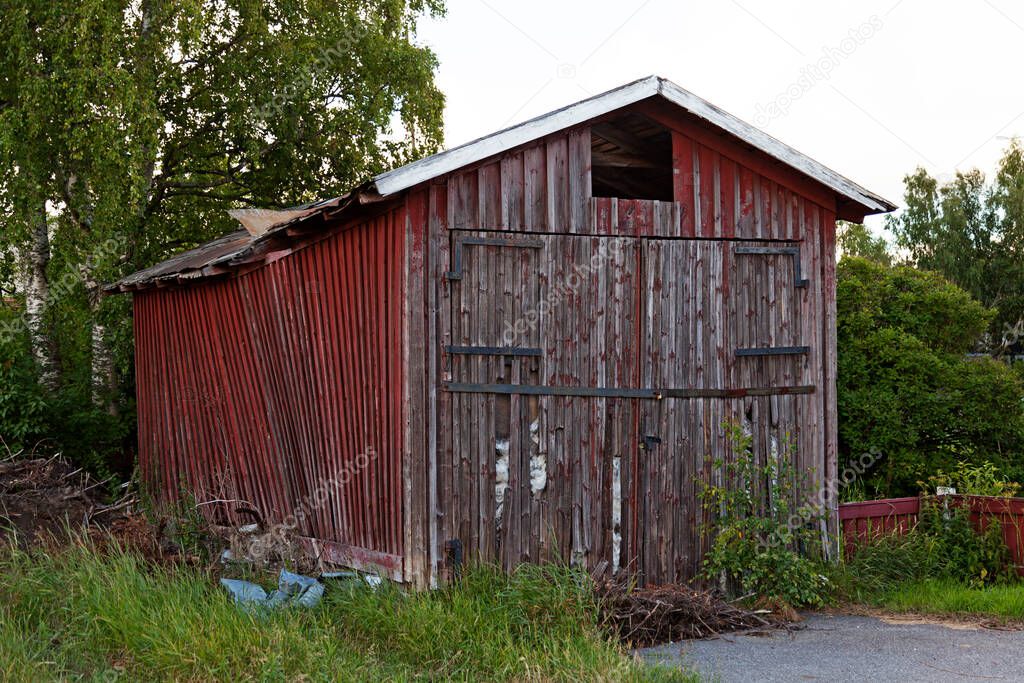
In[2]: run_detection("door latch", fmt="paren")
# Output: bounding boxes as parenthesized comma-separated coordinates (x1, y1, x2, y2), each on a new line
(640, 435, 661, 451)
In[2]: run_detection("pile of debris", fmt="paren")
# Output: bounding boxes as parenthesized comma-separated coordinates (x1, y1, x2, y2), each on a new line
(596, 581, 794, 646)
(0, 454, 136, 547)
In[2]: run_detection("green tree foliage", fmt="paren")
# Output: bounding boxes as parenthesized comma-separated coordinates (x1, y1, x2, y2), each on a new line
(888, 141, 1024, 350)
(837, 221, 891, 265)
(0, 1, 445, 471)
(837, 258, 1024, 496)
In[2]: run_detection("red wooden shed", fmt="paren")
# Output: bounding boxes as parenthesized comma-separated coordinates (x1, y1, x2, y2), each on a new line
(111, 76, 894, 588)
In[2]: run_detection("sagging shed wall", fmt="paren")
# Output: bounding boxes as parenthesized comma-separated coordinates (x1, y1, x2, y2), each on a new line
(424, 101, 839, 585)
(134, 207, 410, 580)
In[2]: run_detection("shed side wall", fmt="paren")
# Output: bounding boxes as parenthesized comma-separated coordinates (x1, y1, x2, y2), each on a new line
(134, 207, 407, 579)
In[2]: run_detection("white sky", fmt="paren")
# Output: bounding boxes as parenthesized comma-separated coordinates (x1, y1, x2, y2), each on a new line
(417, 0, 1024, 236)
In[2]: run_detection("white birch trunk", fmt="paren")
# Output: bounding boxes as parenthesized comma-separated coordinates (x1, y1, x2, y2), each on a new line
(90, 319, 116, 411)
(81, 263, 116, 413)
(24, 202, 57, 389)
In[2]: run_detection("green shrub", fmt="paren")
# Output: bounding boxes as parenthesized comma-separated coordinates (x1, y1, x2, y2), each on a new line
(837, 258, 1024, 496)
(0, 308, 130, 477)
(917, 500, 1014, 586)
(921, 460, 1021, 497)
(699, 423, 829, 607)
(0, 325, 48, 453)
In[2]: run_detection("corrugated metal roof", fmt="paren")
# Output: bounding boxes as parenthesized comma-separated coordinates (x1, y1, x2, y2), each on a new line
(114, 230, 253, 291)
(109, 193, 366, 292)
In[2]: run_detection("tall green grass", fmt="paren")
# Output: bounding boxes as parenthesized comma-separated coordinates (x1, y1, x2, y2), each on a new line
(831, 519, 1024, 621)
(830, 531, 941, 602)
(0, 541, 695, 681)
(878, 578, 1024, 619)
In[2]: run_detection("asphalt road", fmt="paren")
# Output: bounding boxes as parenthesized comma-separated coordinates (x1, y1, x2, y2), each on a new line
(642, 613, 1024, 682)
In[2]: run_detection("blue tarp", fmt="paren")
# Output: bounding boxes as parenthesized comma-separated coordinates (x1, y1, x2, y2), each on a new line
(220, 569, 325, 611)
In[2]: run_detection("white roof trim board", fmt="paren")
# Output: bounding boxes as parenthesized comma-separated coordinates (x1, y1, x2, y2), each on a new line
(372, 75, 895, 214)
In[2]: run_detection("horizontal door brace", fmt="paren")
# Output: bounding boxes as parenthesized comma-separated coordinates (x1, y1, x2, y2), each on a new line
(445, 345, 543, 357)
(446, 236, 545, 280)
(734, 245, 809, 287)
(444, 383, 816, 399)
(735, 346, 810, 357)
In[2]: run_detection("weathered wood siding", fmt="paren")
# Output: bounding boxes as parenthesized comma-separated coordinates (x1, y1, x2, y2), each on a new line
(427, 105, 840, 585)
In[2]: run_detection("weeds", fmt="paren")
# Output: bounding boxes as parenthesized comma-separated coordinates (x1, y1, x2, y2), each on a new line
(835, 500, 1015, 604)
(919, 460, 1021, 498)
(699, 422, 829, 607)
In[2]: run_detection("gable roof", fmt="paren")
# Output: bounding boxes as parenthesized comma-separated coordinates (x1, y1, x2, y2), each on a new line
(373, 75, 895, 214)
(110, 75, 895, 292)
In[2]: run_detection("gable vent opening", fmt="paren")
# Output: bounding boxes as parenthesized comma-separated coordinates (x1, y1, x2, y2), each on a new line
(590, 114, 673, 201)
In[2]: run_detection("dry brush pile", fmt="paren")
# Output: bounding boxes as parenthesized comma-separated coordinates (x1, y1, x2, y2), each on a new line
(596, 580, 796, 646)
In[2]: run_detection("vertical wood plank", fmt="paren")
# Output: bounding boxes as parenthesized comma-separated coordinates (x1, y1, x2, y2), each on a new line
(568, 127, 592, 233)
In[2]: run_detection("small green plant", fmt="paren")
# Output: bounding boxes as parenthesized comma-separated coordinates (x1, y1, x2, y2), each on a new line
(917, 500, 1014, 587)
(920, 460, 1021, 498)
(699, 422, 829, 607)
(835, 501, 1017, 601)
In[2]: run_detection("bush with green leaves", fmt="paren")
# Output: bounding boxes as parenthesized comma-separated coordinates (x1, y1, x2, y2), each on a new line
(699, 423, 829, 607)
(917, 500, 1015, 587)
(0, 315, 48, 453)
(921, 460, 1021, 498)
(0, 307, 128, 475)
(837, 257, 1024, 496)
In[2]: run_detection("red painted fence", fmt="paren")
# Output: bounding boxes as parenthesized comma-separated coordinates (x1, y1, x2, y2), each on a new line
(839, 495, 1024, 576)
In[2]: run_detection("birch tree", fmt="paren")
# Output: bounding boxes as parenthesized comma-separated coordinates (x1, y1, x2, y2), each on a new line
(0, 1, 444, 431)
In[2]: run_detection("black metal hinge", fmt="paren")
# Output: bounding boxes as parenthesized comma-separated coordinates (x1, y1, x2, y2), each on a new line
(446, 236, 545, 280)
(640, 435, 662, 451)
(734, 245, 809, 288)
(735, 346, 810, 357)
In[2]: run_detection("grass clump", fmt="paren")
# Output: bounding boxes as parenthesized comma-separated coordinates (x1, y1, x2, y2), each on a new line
(833, 499, 1022, 620)
(878, 578, 1024, 619)
(0, 539, 695, 681)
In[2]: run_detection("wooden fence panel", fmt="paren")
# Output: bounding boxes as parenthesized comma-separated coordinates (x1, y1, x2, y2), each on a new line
(839, 496, 1024, 576)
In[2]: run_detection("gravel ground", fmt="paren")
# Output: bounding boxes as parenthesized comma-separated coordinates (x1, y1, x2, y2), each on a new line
(642, 613, 1024, 682)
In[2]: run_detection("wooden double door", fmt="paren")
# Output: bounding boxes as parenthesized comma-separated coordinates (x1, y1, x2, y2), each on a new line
(438, 230, 821, 584)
